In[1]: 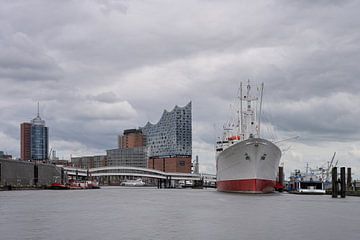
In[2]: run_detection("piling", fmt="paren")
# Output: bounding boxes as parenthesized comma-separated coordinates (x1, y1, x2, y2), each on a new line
(165, 176, 171, 188)
(61, 168, 64, 184)
(340, 167, 346, 198)
(193, 178, 204, 189)
(332, 167, 338, 198)
(279, 166, 284, 186)
(33, 164, 39, 186)
(347, 168, 352, 191)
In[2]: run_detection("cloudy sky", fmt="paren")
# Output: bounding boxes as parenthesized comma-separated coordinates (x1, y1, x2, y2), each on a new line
(1, 0, 360, 178)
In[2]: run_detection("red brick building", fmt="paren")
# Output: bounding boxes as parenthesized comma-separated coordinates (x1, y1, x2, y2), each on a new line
(118, 129, 144, 149)
(20, 122, 32, 160)
(148, 156, 192, 173)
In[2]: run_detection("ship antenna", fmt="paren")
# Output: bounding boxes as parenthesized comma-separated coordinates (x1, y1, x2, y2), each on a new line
(240, 82, 243, 137)
(237, 85, 239, 134)
(258, 83, 264, 137)
(37, 102, 40, 117)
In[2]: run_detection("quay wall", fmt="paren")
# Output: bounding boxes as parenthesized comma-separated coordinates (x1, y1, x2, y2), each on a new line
(0, 159, 61, 188)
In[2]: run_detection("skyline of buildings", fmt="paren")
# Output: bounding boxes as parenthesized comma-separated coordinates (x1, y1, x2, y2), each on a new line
(12, 101, 193, 173)
(71, 102, 193, 173)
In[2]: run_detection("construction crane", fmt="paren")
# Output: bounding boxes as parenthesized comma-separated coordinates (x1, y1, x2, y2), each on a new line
(325, 152, 336, 182)
(48, 147, 53, 161)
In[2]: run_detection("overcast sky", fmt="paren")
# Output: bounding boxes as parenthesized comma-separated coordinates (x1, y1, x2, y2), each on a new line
(1, 0, 360, 178)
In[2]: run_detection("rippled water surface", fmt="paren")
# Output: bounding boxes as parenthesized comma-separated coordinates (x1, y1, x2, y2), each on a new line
(1, 187, 359, 240)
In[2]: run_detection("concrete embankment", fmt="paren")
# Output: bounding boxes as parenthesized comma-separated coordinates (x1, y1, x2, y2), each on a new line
(0, 159, 61, 190)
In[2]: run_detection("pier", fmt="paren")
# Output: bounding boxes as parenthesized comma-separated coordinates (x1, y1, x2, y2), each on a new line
(63, 166, 216, 189)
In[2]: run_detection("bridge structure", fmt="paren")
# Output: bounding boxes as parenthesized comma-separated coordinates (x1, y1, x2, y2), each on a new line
(62, 166, 216, 188)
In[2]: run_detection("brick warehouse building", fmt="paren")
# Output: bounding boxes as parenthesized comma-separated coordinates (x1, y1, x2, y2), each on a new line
(118, 129, 144, 149)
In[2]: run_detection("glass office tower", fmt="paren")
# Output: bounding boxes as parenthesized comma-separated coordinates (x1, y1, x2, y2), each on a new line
(30, 114, 48, 161)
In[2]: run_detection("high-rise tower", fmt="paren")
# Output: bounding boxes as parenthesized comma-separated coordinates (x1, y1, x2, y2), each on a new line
(20, 103, 49, 161)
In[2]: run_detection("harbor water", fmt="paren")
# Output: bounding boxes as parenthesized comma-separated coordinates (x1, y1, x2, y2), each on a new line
(1, 187, 359, 240)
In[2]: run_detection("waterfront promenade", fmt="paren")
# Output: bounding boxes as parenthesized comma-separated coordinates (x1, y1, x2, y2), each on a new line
(1, 187, 359, 240)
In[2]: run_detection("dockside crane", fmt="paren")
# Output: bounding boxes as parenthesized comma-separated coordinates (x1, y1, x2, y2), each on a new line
(326, 152, 336, 182)
(47, 147, 53, 161)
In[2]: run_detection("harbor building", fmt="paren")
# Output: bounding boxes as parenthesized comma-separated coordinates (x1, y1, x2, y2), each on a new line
(20, 106, 49, 161)
(71, 129, 147, 169)
(71, 155, 107, 169)
(106, 147, 147, 168)
(141, 102, 192, 173)
(107, 129, 147, 168)
(118, 129, 144, 149)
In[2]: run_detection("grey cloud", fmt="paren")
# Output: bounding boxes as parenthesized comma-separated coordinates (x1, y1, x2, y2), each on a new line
(0, 32, 63, 81)
(0, 0, 360, 176)
(267, 92, 360, 139)
(88, 91, 124, 103)
(95, 0, 129, 15)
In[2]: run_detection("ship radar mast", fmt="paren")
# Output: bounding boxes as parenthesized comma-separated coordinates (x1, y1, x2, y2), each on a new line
(220, 80, 263, 142)
(238, 80, 262, 140)
(217, 80, 265, 154)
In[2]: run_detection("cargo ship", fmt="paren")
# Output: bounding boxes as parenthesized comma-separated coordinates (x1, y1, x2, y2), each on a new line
(216, 81, 281, 193)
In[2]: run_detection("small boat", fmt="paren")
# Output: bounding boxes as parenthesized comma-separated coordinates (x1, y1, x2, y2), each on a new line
(121, 178, 145, 186)
(86, 180, 100, 189)
(49, 180, 100, 190)
(48, 183, 69, 190)
(288, 167, 326, 194)
(68, 179, 100, 189)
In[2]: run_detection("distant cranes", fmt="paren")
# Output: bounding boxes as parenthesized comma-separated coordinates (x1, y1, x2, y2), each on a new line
(318, 152, 338, 182)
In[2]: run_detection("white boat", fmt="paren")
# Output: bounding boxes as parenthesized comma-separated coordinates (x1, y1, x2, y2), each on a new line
(288, 166, 326, 194)
(216, 81, 281, 193)
(121, 178, 145, 186)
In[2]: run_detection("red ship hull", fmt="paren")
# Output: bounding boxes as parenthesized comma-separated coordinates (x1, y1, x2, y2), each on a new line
(217, 179, 276, 193)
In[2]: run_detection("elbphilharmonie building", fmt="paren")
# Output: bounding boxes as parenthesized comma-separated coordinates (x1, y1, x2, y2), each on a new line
(142, 102, 192, 173)
(141, 102, 192, 158)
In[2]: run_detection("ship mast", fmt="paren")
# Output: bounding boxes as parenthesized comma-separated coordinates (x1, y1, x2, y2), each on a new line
(247, 80, 252, 138)
(258, 83, 264, 138)
(230, 80, 263, 140)
(239, 82, 243, 137)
